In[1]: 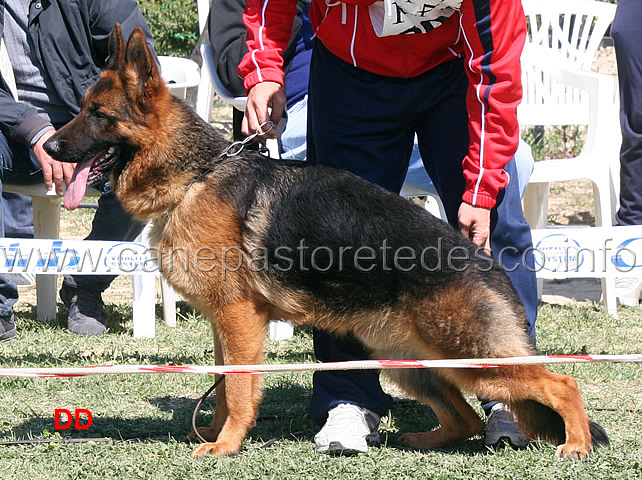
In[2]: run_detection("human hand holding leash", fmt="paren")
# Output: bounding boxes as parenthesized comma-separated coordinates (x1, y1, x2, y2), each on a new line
(458, 202, 491, 254)
(33, 129, 76, 195)
(242, 81, 286, 142)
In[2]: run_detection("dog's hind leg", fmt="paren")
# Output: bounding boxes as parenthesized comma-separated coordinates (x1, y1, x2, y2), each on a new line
(388, 368, 483, 449)
(191, 300, 268, 457)
(460, 365, 607, 459)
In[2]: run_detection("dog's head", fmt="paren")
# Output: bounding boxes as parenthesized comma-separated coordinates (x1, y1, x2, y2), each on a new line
(44, 24, 166, 210)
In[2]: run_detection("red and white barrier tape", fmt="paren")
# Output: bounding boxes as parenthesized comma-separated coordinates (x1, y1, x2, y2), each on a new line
(0, 354, 640, 378)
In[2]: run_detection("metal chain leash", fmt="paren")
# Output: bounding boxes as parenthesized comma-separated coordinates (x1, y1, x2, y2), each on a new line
(221, 121, 275, 157)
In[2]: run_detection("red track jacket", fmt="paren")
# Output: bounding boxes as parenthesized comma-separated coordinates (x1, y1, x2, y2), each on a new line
(239, 0, 526, 208)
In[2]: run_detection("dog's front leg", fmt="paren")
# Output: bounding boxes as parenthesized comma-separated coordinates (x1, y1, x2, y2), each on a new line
(188, 326, 227, 443)
(192, 301, 267, 457)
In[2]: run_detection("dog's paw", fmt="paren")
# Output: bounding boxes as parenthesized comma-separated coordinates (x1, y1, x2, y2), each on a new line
(398, 432, 439, 450)
(555, 443, 591, 460)
(191, 441, 241, 458)
(187, 426, 221, 443)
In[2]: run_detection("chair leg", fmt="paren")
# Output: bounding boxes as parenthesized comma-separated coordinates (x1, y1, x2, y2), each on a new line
(161, 277, 177, 327)
(266, 138, 280, 158)
(195, 63, 213, 122)
(132, 273, 156, 337)
(424, 193, 446, 220)
(132, 222, 179, 336)
(592, 181, 615, 228)
(592, 181, 618, 317)
(32, 196, 62, 321)
(132, 223, 158, 337)
(536, 277, 544, 300)
(268, 320, 294, 341)
(522, 182, 550, 229)
(601, 276, 618, 319)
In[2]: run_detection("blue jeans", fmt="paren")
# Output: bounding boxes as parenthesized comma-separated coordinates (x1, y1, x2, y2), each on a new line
(306, 40, 537, 423)
(280, 95, 309, 161)
(3, 192, 34, 238)
(0, 132, 144, 318)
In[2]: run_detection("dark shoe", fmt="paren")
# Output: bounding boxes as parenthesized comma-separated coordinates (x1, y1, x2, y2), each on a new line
(0, 314, 17, 344)
(484, 403, 529, 449)
(59, 284, 108, 336)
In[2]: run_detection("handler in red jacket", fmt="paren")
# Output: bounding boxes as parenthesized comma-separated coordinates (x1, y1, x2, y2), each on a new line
(240, 0, 537, 454)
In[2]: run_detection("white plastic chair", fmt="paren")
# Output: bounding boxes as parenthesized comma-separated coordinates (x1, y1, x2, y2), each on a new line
(158, 56, 201, 100)
(518, 1, 621, 315)
(520, 0, 619, 228)
(519, 47, 620, 230)
(522, 0, 617, 72)
(195, 0, 215, 122)
(2, 182, 177, 337)
(199, 44, 283, 159)
(398, 155, 446, 220)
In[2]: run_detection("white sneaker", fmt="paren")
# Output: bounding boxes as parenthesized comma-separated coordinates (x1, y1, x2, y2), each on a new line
(615, 277, 642, 307)
(314, 403, 381, 455)
(484, 403, 529, 448)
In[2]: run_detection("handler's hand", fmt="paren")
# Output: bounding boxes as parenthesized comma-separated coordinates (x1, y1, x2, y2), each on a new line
(458, 202, 491, 254)
(242, 81, 286, 142)
(32, 129, 76, 195)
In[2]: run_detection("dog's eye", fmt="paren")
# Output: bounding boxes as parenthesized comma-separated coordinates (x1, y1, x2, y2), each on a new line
(88, 104, 110, 120)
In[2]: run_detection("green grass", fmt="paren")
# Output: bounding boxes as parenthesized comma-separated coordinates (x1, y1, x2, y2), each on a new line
(0, 298, 641, 479)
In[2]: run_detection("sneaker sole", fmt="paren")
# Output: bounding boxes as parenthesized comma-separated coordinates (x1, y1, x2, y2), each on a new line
(67, 319, 107, 336)
(0, 328, 17, 344)
(485, 435, 528, 449)
(315, 441, 368, 455)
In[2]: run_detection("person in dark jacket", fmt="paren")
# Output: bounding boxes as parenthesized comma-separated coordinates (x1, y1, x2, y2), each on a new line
(0, 0, 157, 340)
(208, 0, 312, 151)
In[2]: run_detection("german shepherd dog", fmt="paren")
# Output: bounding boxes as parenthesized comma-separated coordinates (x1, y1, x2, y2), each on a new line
(44, 25, 609, 459)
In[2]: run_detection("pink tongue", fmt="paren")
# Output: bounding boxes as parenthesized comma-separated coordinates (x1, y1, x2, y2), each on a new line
(63, 161, 92, 211)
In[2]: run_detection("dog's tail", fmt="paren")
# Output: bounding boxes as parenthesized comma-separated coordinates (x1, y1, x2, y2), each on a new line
(511, 400, 610, 449)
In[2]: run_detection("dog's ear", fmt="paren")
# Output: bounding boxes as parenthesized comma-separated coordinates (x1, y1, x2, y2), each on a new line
(123, 26, 163, 100)
(106, 23, 125, 71)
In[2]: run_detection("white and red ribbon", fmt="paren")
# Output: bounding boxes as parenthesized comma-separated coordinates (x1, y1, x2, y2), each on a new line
(0, 354, 640, 378)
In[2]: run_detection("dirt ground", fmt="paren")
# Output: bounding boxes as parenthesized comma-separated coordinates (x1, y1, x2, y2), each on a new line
(594, 46, 618, 76)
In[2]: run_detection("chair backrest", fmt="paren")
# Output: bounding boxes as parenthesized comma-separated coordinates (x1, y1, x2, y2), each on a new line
(518, 0, 617, 127)
(200, 43, 249, 111)
(159, 56, 201, 100)
(197, 0, 210, 33)
(522, 0, 616, 71)
(519, 46, 592, 126)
